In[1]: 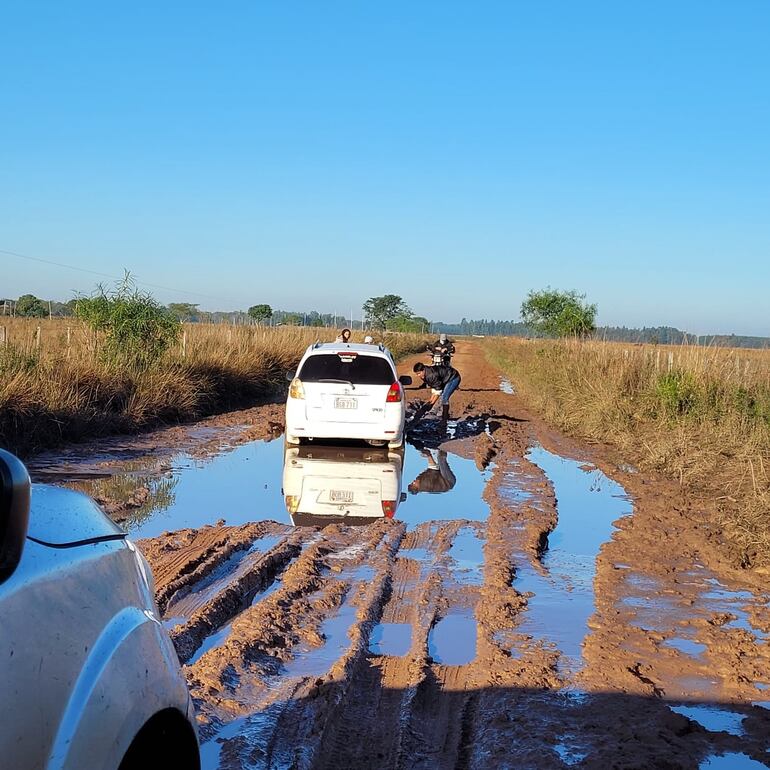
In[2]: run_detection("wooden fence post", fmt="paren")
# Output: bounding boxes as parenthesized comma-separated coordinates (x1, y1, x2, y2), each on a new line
(182, 330, 187, 358)
(35, 326, 41, 350)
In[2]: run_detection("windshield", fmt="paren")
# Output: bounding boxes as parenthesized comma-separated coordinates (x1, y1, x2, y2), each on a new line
(298, 354, 394, 385)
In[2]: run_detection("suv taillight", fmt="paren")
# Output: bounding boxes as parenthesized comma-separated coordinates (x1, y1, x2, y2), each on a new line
(382, 500, 396, 518)
(289, 378, 305, 399)
(386, 382, 402, 403)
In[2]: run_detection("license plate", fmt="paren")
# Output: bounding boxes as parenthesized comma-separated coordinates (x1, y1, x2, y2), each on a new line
(330, 489, 354, 502)
(335, 397, 357, 410)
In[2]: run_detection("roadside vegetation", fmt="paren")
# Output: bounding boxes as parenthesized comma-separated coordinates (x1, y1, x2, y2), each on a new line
(0, 285, 426, 456)
(485, 336, 770, 567)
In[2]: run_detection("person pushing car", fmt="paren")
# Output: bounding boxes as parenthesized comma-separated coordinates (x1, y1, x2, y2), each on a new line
(412, 361, 461, 422)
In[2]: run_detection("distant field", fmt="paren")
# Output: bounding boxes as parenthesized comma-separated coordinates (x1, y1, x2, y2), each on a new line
(0, 318, 425, 456)
(485, 336, 770, 567)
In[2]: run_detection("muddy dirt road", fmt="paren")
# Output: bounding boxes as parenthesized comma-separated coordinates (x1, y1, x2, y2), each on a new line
(31, 343, 770, 769)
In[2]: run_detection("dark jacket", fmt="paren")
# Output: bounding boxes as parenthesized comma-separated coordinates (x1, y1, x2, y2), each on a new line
(421, 364, 461, 391)
(428, 340, 455, 356)
(412, 451, 457, 494)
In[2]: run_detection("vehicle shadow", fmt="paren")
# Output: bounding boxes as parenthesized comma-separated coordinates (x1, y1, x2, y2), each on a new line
(200, 683, 770, 770)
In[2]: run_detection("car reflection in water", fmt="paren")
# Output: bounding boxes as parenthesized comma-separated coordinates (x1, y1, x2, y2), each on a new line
(282, 444, 406, 527)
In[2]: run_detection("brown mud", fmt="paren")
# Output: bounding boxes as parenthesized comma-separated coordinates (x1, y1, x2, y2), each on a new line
(36, 342, 770, 768)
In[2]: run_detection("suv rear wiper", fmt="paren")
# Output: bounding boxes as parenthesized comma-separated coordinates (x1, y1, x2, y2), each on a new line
(317, 378, 356, 390)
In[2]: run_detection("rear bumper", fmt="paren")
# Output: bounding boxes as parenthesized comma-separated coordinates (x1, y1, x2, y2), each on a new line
(286, 400, 404, 441)
(287, 420, 404, 442)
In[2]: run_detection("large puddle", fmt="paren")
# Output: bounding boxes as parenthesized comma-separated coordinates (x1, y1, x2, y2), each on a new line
(52, 433, 491, 537)
(69, 439, 287, 540)
(504, 447, 633, 672)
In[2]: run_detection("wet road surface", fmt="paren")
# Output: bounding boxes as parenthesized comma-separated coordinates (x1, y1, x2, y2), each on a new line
(30, 343, 770, 769)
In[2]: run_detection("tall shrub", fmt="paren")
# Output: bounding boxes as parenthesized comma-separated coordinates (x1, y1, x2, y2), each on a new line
(75, 275, 180, 369)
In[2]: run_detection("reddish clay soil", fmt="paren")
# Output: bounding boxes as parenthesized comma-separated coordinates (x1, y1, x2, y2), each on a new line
(38, 342, 770, 768)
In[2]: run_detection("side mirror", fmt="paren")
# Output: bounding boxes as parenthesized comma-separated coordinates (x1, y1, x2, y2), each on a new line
(0, 449, 31, 584)
(399, 375, 412, 386)
(400, 492, 407, 503)
(285, 370, 296, 382)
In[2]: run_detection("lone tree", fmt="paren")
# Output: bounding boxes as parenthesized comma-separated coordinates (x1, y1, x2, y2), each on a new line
(248, 304, 273, 324)
(520, 288, 597, 337)
(16, 294, 47, 318)
(363, 295, 412, 330)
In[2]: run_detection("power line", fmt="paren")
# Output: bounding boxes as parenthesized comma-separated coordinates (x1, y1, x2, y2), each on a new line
(1, 247, 231, 303)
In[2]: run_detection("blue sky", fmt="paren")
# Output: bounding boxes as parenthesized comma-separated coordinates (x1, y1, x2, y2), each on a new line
(1, 1, 768, 334)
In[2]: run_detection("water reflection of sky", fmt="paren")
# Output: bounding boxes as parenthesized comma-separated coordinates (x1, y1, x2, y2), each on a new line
(508, 447, 633, 670)
(118, 439, 287, 539)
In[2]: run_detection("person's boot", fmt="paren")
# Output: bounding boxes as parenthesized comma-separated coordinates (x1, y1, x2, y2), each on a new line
(441, 404, 450, 423)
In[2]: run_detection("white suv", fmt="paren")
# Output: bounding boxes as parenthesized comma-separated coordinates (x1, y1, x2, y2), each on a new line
(285, 342, 410, 448)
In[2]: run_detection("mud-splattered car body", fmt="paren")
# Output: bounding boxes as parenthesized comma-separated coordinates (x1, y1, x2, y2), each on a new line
(0, 450, 199, 770)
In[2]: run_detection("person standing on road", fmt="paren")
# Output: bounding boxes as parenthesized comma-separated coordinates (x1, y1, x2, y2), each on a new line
(413, 361, 461, 422)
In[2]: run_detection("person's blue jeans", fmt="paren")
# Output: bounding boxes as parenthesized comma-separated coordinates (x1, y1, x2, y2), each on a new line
(441, 374, 461, 404)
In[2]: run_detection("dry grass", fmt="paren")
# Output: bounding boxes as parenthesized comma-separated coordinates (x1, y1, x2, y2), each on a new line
(485, 337, 770, 567)
(0, 318, 426, 456)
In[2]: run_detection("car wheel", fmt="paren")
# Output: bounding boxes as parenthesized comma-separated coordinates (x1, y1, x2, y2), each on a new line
(388, 436, 404, 449)
(119, 709, 200, 770)
(285, 433, 300, 445)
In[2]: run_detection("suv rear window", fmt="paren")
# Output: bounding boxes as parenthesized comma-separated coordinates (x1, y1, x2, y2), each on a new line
(298, 353, 394, 385)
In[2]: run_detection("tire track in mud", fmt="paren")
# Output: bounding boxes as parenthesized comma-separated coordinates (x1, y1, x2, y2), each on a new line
(311, 459, 561, 770)
(183, 519, 407, 769)
(140, 521, 290, 616)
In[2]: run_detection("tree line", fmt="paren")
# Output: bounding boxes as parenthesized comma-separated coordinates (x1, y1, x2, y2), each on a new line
(5, 289, 767, 349)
